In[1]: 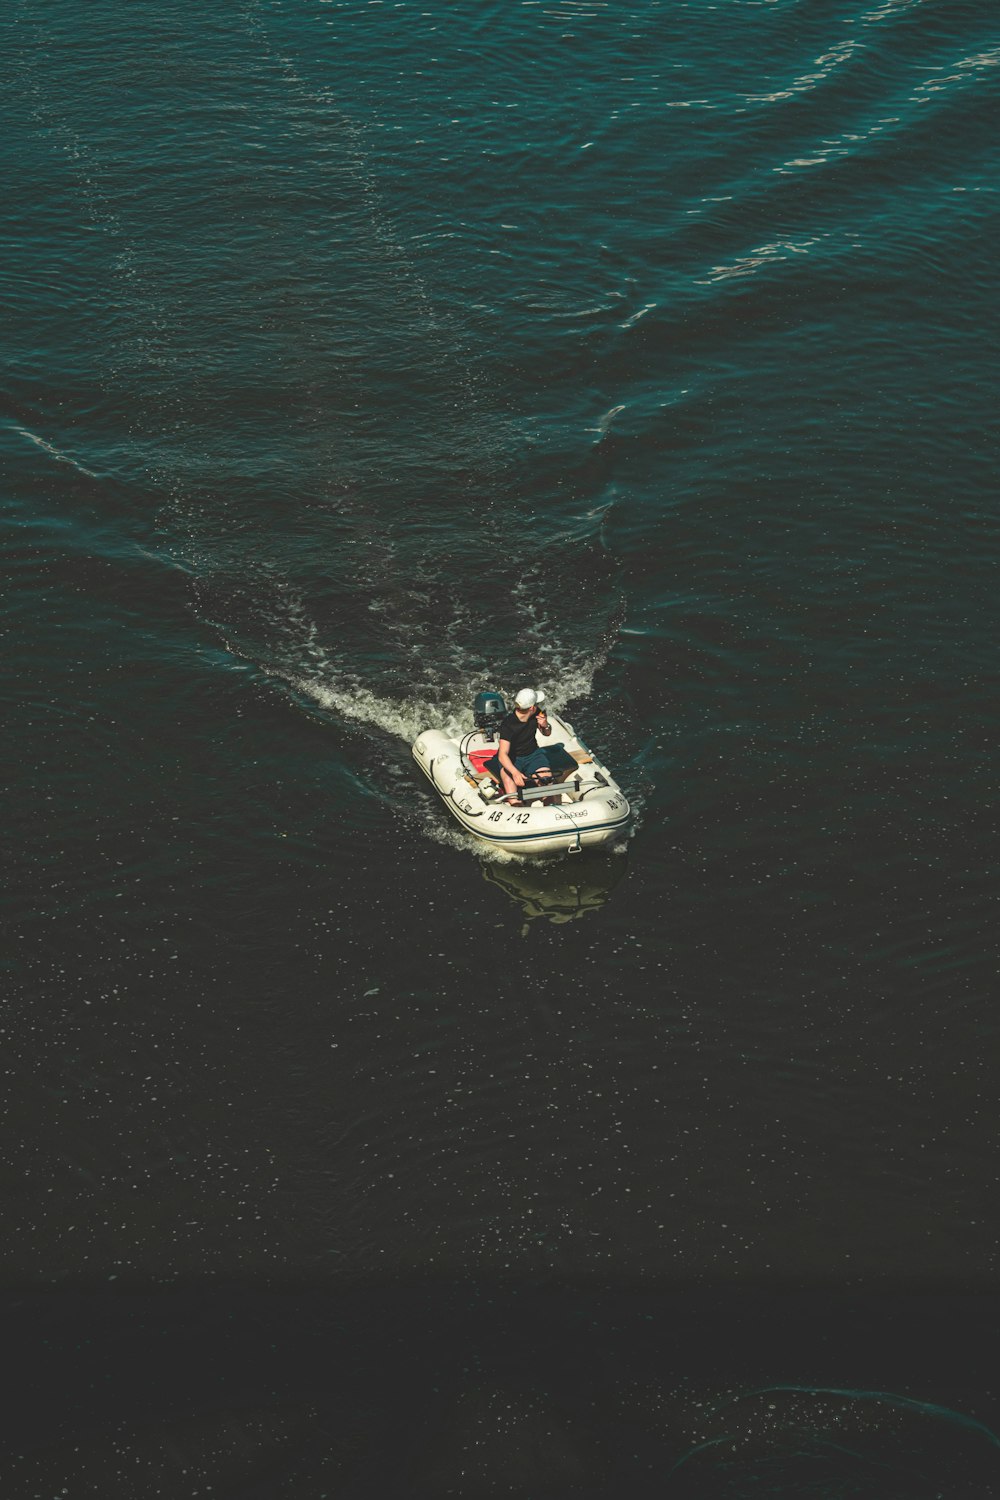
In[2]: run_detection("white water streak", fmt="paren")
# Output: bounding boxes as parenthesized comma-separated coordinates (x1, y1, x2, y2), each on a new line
(11, 423, 98, 479)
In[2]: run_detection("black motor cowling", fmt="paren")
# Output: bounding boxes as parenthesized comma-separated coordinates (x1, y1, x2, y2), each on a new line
(473, 690, 507, 739)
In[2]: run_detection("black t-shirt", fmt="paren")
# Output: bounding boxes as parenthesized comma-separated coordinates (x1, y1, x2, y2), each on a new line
(498, 711, 539, 762)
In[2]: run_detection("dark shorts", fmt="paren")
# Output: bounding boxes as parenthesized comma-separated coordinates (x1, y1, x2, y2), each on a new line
(514, 749, 551, 778)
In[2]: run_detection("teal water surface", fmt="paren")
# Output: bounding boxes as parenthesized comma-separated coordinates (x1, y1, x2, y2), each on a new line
(4, 0, 1000, 1492)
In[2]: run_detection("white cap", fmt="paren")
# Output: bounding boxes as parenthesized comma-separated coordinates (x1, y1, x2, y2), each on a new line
(535, 692, 546, 707)
(514, 688, 537, 709)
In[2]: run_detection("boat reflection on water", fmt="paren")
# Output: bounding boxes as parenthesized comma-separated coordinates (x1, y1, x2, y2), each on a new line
(482, 851, 628, 929)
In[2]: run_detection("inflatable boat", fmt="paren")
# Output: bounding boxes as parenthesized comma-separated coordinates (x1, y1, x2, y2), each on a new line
(412, 690, 631, 856)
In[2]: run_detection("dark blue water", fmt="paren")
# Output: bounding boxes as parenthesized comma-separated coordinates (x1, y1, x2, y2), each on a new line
(4, 0, 1000, 1491)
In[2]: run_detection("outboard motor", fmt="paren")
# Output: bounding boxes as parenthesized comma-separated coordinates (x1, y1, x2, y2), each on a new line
(473, 690, 507, 741)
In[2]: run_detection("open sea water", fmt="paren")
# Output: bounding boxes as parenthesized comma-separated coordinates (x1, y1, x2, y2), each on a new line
(4, 0, 1000, 1493)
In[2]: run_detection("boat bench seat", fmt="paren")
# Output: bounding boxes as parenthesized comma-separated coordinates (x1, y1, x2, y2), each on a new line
(468, 745, 593, 786)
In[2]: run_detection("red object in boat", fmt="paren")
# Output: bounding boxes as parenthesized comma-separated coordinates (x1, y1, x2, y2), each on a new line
(469, 748, 500, 775)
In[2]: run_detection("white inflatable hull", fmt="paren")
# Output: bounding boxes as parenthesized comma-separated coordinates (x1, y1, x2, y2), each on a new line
(412, 712, 630, 856)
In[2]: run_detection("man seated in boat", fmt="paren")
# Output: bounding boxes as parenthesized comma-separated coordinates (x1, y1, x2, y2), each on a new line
(497, 688, 553, 805)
